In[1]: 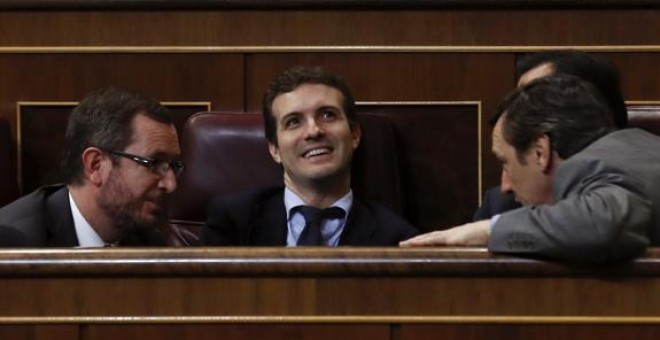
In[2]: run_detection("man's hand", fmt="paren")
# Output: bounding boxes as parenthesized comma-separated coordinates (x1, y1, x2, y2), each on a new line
(399, 220, 491, 247)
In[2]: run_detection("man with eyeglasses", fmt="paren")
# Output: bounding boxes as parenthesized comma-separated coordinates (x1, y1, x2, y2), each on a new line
(0, 87, 183, 247)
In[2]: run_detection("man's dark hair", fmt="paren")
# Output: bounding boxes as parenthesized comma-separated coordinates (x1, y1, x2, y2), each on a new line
(262, 66, 358, 145)
(61, 87, 173, 185)
(494, 74, 616, 161)
(515, 50, 628, 129)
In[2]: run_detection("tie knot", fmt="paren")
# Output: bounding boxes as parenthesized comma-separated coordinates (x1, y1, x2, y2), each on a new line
(296, 206, 345, 246)
(297, 206, 345, 225)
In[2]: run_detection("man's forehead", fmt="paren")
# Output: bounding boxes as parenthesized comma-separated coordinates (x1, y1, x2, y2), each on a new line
(273, 84, 343, 113)
(490, 116, 507, 156)
(128, 114, 179, 155)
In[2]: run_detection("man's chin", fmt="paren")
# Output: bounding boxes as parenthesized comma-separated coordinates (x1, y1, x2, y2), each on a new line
(140, 211, 169, 228)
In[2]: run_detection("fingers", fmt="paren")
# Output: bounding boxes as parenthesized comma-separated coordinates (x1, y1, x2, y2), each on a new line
(399, 231, 447, 247)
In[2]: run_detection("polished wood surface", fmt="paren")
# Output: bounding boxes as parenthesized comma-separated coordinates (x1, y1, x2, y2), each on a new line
(3, 246, 660, 277)
(2, 0, 660, 10)
(1, 248, 660, 317)
(1, 10, 660, 47)
(1, 248, 659, 338)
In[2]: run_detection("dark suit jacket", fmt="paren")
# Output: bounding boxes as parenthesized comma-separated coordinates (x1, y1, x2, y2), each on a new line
(0, 184, 165, 247)
(473, 187, 521, 221)
(0, 224, 30, 247)
(203, 187, 419, 246)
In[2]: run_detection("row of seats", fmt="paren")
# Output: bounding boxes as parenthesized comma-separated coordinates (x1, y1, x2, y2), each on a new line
(1, 106, 660, 245)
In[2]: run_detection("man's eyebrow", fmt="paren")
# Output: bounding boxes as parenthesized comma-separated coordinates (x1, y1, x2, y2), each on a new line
(316, 105, 340, 111)
(280, 111, 301, 121)
(150, 151, 179, 160)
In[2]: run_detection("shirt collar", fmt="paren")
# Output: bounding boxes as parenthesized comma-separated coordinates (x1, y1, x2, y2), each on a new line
(69, 192, 106, 248)
(284, 187, 353, 218)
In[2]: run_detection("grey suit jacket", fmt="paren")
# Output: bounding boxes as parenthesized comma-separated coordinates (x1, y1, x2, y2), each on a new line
(0, 184, 166, 247)
(489, 129, 660, 263)
(202, 186, 419, 246)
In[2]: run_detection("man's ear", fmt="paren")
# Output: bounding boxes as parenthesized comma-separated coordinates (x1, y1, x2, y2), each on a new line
(81, 147, 106, 186)
(533, 134, 553, 172)
(351, 123, 362, 149)
(268, 142, 282, 164)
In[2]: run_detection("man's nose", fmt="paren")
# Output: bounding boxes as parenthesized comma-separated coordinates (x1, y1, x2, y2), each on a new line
(158, 168, 178, 193)
(500, 170, 513, 193)
(304, 118, 324, 139)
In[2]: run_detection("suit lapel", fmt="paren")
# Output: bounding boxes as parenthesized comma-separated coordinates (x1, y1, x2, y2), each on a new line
(250, 190, 288, 246)
(338, 199, 377, 246)
(44, 186, 80, 247)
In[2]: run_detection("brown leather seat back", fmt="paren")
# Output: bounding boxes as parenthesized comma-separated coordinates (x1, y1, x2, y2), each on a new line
(628, 105, 660, 136)
(171, 112, 282, 226)
(169, 111, 404, 238)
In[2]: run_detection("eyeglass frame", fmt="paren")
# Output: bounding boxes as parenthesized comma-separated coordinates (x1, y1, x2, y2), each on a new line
(100, 148, 184, 176)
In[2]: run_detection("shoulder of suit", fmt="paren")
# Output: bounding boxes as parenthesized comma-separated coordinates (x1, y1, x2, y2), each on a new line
(0, 184, 66, 219)
(351, 198, 414, 229)
(0, 184, 67, 224)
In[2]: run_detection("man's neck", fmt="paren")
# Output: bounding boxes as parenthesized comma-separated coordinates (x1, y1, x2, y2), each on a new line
(68, 185, 121, 243)
(283, 175, 351, 208)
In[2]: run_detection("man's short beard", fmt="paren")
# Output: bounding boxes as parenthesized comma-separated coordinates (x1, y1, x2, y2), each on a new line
(98, 171, 170, 237)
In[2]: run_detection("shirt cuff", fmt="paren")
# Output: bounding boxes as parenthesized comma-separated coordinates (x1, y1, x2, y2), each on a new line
(490, 214, 501, 232)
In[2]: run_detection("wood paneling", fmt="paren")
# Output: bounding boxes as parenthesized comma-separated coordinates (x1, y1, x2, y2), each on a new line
(0, 325, 78, 340)
(1, 248, 660, 317)
(400, 324, 660, 340)
(1, 248, 659, 338)
(84, 324, 389, 340)
(0, 53, 245, 134)
(608, 53, 660, 101)
(1, 10, 660, 47)
(360, 104, 479, 228)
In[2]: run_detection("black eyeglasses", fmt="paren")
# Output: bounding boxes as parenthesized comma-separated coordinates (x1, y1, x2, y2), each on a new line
(105, 150, 184, 176)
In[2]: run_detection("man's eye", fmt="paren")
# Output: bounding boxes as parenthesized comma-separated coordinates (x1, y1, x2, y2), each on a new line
(321, 110, 337, 120)
(284, 118, 300, 129)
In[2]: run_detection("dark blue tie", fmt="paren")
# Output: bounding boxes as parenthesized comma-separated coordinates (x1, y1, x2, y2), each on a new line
(296, 206, 345, 246)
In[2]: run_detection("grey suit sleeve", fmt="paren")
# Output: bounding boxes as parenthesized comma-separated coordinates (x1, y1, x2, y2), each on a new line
(488, 157, 651, 263)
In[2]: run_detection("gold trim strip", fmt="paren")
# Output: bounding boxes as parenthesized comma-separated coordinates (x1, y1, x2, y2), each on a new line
(626, 101, 660, 105)
(358, 101, 481, 105)
(1, 316, 660, 324)
(16, 101, 212, 108)
(2, 46, 660, 53)
(477, 101, 483, 206)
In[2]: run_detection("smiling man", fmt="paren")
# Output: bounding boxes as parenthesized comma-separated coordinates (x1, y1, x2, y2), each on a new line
(0, 87, 182, 247)
(203, 66, 418, 246)
(401, 75, 659, 263)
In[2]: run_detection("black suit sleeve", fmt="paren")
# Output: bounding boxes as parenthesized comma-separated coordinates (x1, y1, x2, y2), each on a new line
(0, 225, 29, 247)
(203, 195, 241, 246)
